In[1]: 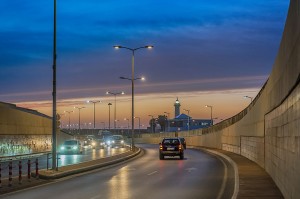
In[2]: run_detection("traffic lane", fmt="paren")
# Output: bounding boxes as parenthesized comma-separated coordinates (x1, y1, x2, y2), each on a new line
(2, 144, 230, 199)
(0, 146, 130, 178)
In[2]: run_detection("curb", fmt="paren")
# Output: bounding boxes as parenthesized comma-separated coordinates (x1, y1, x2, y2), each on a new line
(39, 148, 141, 180)
(189, 146, 239, 199)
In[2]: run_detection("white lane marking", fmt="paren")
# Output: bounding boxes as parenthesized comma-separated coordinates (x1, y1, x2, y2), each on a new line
(216, 157, 228, 199)
(90, 195, 101, 199)
(147, 171, 158, 176)
(185, 167, 197, 172)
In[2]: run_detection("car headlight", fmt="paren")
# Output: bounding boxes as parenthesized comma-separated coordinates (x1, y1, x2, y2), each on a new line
(121, 140, 124, 143)
(72, 146, 78, 150)
(112, 141, 115, 143)
(92, 142, 96, 146)
(107, 141, 111, 144)
(61, 146, 65, 150)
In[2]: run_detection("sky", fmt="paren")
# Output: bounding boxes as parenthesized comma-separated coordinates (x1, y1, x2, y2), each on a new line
(0, 0, 289, 129)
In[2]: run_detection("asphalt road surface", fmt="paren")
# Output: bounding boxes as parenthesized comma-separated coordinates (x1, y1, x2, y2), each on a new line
(1, 144, 235, 199)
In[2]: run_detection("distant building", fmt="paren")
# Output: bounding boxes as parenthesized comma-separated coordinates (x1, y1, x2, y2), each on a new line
(174, 97, 181, 117)
(165, 98, 212, 132)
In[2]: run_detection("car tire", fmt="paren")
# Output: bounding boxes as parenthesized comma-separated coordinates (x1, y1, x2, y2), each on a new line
(159, 154, 164, 160)
(180, 153, 184, 160)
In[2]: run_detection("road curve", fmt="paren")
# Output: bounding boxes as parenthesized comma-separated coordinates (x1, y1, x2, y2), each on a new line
(2, 144, 234, 199)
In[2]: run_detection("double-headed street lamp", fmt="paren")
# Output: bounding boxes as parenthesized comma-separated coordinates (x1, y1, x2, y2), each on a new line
(244, 95, 253, 102)
(114, 45, 153, 151)
(134, 116, 141, 135)
(64, 110, 74, 131)
(205, 105, 213, 126)
(74, 107, 86, 130)
(87, 100, 101, 129)
(124, 118, 130, 136)
(183, 109, 190, 133)
(106, 91, 125, 132)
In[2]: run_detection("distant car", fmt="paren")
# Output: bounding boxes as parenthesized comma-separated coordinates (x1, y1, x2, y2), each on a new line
(60, 140, 83, 154)
(178, 137, 186, 149)
(83, 138, 96, 149)
(108, 135, 126, 148)
(98, 139, 106, 148)
(159, 138, 184, 160)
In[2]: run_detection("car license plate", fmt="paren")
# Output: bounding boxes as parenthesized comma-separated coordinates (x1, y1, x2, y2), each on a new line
(167, 147, 174, 151)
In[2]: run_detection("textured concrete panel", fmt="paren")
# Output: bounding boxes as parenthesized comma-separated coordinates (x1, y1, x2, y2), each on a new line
(265, 84, 300, 198)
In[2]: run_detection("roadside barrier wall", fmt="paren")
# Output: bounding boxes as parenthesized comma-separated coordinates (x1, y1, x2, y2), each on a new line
(0, 102, 73, 156)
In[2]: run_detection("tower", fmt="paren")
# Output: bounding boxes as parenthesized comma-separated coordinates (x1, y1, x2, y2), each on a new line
(174, 97, 181, 117)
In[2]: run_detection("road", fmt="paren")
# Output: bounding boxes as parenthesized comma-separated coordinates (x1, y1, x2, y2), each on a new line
(1, 144, 235, 199)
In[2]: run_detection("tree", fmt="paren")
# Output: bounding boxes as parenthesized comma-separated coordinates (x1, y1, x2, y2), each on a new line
(149, 118, 156, 133)
(157, 115, 168, 132)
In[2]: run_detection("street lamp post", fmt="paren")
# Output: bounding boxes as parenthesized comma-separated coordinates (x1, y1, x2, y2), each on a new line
(183, 109, 190, 133)
(87, 100, 101, 129)
(134, 116, 141, 136)
(108, 103, 112, 131)
(106, 91, 125, 132)
(115, 119, 119, 134)
(74, 107, 85, 131)
(244, 96, 253, 102)
(114, 45, 153, 151)
(205, 105, 213, 126)
(148, 115, 154, 133)
(124, 118, 130, 136)
(52, 0, 57, 171)
(100, 122, 105, 130)
(164, 112, 170, 132)
(64, 110, 73, 132)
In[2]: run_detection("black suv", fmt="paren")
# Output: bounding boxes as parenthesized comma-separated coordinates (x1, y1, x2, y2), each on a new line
(178, 137, 186, 149)
(159, 138, 184, 160)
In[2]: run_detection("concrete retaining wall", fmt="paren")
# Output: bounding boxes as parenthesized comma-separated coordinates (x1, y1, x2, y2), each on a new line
(0, 102, 52, 135)
(0, 102, 73, 156)
(137, 1, 300, 198)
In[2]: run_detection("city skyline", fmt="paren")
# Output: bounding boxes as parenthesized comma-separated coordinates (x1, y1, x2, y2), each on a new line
(0, 1, 289, 128)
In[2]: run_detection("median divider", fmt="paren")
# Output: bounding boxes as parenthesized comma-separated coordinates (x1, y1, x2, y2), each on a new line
(39, 147, 141, 180)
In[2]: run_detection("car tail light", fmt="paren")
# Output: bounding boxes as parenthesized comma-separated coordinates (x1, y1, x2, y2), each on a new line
(159, 144, 163, 150)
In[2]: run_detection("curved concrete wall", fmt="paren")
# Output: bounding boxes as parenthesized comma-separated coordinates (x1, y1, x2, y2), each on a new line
(137, 1, 300, 198)
(0, 102, 73, 156)
(0, 102, 52, 135)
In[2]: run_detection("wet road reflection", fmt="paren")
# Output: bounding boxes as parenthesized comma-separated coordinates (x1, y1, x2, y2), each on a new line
(0, 146, 130, 178)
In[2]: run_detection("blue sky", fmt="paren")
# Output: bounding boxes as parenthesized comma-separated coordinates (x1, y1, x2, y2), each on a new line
(0, 1, 289, 109)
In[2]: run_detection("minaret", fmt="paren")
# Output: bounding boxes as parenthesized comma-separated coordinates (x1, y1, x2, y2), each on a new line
(174, 97, 181, 117)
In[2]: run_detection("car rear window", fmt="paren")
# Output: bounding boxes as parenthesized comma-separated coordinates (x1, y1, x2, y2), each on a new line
(112, 136, 123, 140)
(64, 140, 78, 145)
(162, 139, 179, 145)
